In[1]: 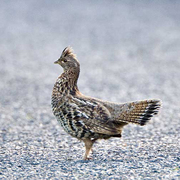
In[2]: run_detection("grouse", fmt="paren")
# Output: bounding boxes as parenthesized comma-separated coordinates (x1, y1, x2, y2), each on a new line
(51, 47, 161, 160)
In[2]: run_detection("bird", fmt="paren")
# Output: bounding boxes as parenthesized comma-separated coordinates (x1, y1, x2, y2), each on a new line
(51, 47, 161, 160)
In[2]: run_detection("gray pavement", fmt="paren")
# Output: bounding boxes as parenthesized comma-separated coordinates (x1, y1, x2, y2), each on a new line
(0, 0, 180, 179)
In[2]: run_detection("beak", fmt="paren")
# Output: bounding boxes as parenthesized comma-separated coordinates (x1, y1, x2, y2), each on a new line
(54, 59, 59, 64)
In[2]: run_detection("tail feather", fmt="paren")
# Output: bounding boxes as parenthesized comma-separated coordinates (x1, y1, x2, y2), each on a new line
(118, 99, 161, 126)
(139, 100, 161, 125)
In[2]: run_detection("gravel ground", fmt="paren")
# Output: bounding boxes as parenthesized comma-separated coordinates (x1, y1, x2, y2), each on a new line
(0, 0, 180, 179)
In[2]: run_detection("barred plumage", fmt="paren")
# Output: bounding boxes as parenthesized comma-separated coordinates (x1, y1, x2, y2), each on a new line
(51, 47, 161, 160)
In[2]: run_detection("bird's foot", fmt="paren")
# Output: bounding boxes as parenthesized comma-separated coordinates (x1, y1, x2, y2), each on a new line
(83, 156, 92, 160)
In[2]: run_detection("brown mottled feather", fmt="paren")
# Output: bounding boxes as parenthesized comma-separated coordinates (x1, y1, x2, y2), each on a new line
(52, 47, 161, 160)
(61, 47, 77, 59)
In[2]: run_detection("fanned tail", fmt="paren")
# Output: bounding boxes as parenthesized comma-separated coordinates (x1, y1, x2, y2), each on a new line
(118, 99, 161, 126)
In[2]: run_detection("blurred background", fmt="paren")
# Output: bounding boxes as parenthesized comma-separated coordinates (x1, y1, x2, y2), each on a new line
(0, 0, 180, 179)
(1, 1, 180, 106)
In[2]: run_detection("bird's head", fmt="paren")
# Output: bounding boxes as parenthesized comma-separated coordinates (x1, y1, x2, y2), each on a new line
(54, 47, 80, 71)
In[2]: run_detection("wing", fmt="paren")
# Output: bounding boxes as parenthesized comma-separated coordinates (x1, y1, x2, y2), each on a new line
(68, 96, 120, 135)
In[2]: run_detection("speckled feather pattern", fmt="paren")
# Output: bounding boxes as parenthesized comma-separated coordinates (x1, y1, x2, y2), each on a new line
(51, 47, 161, 160)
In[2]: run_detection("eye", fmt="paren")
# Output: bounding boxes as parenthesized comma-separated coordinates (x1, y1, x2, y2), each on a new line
(62, 59, 67, 63)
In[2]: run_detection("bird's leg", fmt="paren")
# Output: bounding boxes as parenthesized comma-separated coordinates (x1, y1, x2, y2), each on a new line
(83, 139, 94, 160)
(89, 139, 97, 154)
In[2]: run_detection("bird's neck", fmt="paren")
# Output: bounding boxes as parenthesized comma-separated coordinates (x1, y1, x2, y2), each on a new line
(54, 67, 80, 96)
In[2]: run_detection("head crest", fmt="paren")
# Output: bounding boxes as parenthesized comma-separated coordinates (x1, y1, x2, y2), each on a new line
(61, 47, 76, 59)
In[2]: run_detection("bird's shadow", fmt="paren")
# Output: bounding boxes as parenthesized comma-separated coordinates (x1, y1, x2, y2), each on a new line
(66, 158, 124, 164)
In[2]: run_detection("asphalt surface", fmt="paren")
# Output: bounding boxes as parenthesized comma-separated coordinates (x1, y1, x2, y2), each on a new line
(0, 1, 180, 179)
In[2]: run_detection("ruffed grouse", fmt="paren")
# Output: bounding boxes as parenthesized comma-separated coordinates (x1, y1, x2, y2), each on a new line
(52, 47, 161, 160)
